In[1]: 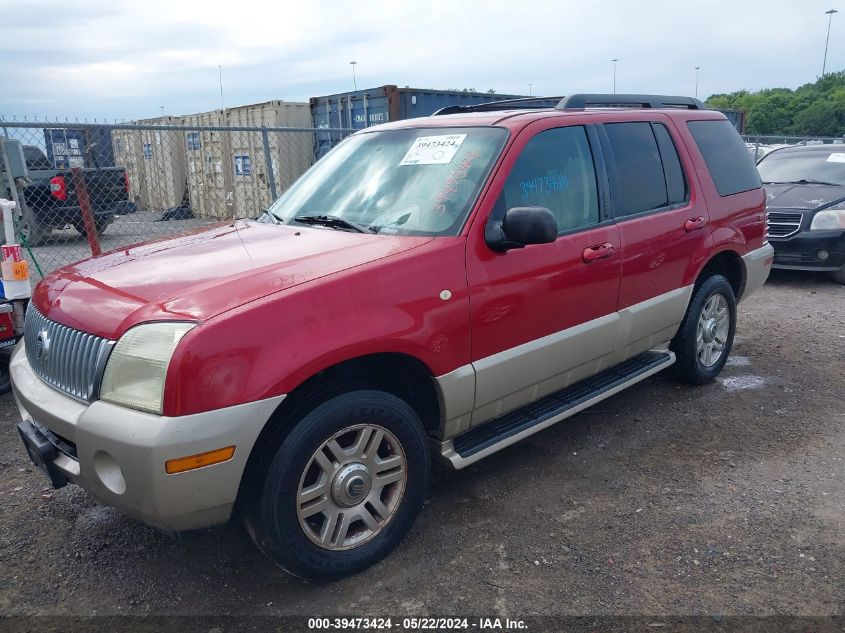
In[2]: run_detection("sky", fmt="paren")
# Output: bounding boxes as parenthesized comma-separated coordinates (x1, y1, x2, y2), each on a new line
(0, 0, 842, 121)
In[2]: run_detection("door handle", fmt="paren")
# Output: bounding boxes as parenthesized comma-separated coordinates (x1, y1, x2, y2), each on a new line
(582, 242, 614, 263)
(684, 216, 706, 232)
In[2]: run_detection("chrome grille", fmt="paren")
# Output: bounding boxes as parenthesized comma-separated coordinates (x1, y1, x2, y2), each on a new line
(766, 211, 803, 238)
(24, 305, 115, 402)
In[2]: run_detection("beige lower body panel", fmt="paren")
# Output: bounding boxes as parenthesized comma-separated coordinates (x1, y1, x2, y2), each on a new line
(740, 243, 774, 302)
(11, 343, 285, 531)
(436, 350, 675, 469)
(435, 285, 693, 441)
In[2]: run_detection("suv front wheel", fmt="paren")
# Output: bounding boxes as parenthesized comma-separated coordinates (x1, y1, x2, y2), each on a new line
(244, 387, 430, 581)
(670, 274, 737, 385)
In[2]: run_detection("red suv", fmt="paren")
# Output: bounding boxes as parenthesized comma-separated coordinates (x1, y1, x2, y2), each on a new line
(13, 94, 773, 581)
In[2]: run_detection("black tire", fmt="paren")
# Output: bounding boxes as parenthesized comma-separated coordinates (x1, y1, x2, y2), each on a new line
(830, 265, 845, 285)
(243, 386, 430, 582)
(670, 274, 737, 385)
(73, 219, 110, 238)
(0, 349, 11, 395)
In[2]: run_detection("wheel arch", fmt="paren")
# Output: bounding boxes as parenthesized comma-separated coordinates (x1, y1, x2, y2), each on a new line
(235, 352, 442, 510)
(694, 249, 745, 300)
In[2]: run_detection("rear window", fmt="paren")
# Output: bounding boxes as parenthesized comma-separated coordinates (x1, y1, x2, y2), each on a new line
(687, 120, 761, 196)
(652, 123, 688, 205)
(604, 122, 668, 216)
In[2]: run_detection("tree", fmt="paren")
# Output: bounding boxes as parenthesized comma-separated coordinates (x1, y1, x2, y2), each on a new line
(792, 100, 845, 137)
(705, 70, 845, 137)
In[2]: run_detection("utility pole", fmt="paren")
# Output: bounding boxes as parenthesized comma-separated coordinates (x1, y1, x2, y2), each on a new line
(159, 106, 165, 117)
(350, 61, 358, 91)
(612, 59, 619, 94)
(528, 83, 533, 96)
(695, 66, 700, 98)
(219, 65, 225, 111)
(822, 9, 838, 76)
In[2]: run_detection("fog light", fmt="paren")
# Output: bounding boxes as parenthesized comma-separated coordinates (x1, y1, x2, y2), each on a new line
(818, 250, 829, 261)
(93, 451, 127, 495)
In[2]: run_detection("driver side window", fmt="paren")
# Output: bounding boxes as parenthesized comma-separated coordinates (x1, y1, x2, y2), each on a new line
(498, 126, 599, 233)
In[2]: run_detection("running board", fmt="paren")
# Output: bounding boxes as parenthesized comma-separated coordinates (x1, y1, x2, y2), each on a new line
(439, 350, 675, 469)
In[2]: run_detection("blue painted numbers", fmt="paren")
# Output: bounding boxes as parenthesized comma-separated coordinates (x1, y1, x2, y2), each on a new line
(520, 173, 568, 200)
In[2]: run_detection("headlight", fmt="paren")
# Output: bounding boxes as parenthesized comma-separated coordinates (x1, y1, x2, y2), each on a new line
(100, 322, 195, 414)
(810, 207, 845, 230)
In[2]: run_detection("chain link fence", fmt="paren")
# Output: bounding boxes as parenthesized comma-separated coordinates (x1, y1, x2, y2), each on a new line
(741, 134, 845, 162)
(1, 120, 354, 281)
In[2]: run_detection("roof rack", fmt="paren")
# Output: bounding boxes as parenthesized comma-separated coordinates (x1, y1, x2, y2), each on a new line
(432, 96, 563, 116)
(557, 94, 705, 110)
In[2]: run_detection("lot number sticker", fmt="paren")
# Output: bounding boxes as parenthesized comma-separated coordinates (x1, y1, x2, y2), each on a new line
(826, 152, 845, 163)
(400, 134, 467, 166)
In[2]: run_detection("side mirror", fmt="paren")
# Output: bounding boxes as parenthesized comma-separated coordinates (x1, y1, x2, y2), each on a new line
(485, 206, 558, 252)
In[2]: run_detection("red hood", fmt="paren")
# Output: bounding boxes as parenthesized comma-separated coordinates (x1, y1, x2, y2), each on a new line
(34, 220, 432, 339)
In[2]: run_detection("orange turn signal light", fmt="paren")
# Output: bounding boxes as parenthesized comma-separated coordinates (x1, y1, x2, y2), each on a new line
(165, 446, 236, 474)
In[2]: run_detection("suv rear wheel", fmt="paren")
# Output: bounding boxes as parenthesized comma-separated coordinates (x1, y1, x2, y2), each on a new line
(670, 274, 737, 385)
(243, 387, 430, 581)
(73, 218, 110, 238)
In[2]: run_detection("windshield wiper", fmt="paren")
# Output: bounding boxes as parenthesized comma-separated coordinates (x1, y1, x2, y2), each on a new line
(764, 179, 840, 186)
(294, 214, 369, 233)
(259, 208, 283, 224)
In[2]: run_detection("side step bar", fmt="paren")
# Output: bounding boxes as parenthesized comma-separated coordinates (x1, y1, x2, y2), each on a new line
(439, 350, 675, 469)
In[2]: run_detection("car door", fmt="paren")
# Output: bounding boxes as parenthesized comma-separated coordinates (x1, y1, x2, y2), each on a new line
(598, 118, 712, 359)
(466, 122, 621, 426)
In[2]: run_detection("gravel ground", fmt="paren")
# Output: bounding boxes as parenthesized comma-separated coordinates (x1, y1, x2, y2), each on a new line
(0, 270, 842, 624)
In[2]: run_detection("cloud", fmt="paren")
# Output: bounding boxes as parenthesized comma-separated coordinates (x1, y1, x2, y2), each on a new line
(0, 0, 841, 120)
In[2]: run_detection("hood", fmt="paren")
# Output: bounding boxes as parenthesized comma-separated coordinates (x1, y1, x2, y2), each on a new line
(764, 182, 845, 211)
(34, 220, 432, 339)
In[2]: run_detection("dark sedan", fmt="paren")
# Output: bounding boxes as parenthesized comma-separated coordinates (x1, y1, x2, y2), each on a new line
(758, 144, 845, 284)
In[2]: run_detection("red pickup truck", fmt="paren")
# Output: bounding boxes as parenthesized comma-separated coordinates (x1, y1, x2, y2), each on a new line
(12, 94, 773, 581)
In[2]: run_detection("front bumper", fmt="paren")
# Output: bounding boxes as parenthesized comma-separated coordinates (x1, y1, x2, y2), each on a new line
(770, 229, 845, 272)
(10, 343, 285, 531)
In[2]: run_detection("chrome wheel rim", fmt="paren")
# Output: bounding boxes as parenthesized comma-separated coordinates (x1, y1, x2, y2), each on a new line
(296, 424, 407, 551)
(696, 293, 730, 367)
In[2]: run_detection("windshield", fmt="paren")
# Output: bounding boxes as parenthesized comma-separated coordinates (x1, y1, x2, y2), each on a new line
(758, 149, 845, 186)
(265, 126, 508, 236)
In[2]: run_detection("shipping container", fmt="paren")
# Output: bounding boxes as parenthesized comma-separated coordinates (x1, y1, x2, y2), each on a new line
(310, 85, 556, 157)
(44, 128, 115, 169)
(181, 100, 312, 220)
(112, 116, 188, 213)
(717, 109, 746, 133)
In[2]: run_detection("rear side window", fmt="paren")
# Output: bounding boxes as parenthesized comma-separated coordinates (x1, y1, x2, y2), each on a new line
(652, 123, 687, 204)
(687, 119, 761, 196)
(604, 122, 668, 216)
(498, 126, 599, 233)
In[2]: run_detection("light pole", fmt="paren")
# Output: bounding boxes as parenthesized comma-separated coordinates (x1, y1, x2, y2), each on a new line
(612, 59, 619, 94)
(695, 66, 700, 98)
(822, 9, 838, 76)
(528, 83, 533, 96)
(159, 105, 165, 117)
(350, 61, 358, 91)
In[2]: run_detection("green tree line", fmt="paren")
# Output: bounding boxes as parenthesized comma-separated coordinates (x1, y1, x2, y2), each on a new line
(706, 70, 845, 137)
